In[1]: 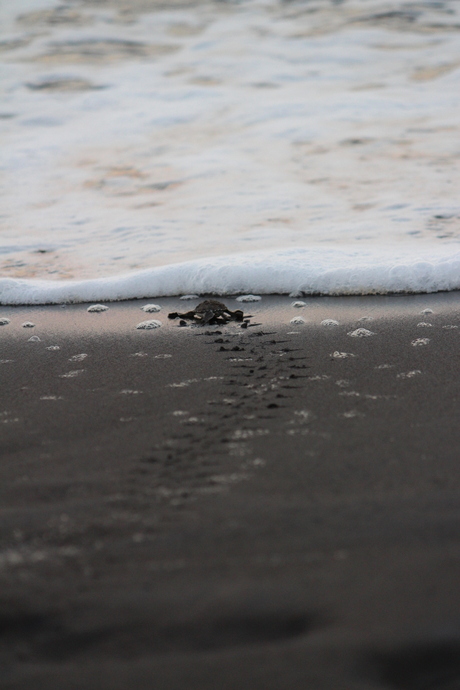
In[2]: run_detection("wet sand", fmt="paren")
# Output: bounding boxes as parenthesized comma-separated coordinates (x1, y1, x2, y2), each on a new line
(1, 293, 460, 689)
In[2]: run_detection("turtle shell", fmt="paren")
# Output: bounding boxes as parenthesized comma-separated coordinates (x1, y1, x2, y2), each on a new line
(194, 300, 229, 313)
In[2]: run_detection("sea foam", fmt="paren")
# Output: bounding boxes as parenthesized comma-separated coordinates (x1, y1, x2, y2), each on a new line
(1, 245, 460, 305)
(1, 0, 460, 304)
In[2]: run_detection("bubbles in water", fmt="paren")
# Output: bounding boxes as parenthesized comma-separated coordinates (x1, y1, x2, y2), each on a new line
(22, 322, 35, 328)
(0, 318, 10, 326)
(28, 335, 41, 342)
(291, 301, 306, 308)
(411, 338, 430, 346)
(136, 319, 162, 329)
(321, 319, 339, 326)
(290, 316, 306, 325)
(46, 345, 60, 350)
(180, 295, 199, 300)
(141, 304, 161, 312)
(331, 351, 356, 359)
(87, 304, 108, 312)
(347, 328, 375, 337)
(69, 353, 87, 362)
(235, 295, 261, 302)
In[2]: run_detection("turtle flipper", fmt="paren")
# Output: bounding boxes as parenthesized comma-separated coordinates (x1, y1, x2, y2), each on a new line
(201, 310, 216, 325)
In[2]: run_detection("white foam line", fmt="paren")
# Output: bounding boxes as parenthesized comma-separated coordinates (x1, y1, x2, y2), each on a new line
(1, 245, 460, 305)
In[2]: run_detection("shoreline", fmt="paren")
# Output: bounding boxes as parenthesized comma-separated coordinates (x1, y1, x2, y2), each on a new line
(1, 293, 460, 688)
(3, 244, 460, 305)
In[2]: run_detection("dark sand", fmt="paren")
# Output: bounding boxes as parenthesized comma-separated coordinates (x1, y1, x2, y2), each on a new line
(1, 293, 460, 689)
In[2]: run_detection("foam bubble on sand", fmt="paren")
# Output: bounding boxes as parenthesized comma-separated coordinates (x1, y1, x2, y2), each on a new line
(141, 304, 161, 312)
(331, 351, 356, 359)
(397, 370, 422, 379)
(290, 317, 306, 325)
(22, 322, 35, 328)
(40, 395, 63, 400)
(4, 246, 460, 305)
(69, 354, 87, 362)
(358, 317, 374, 323)
(443, 324, 458, 329)
(131, 351, 148, 357)
(59, 369, 84, 378)
(0, 318, 10, 326)
(348, 328, 375, 338)
(87, 304, 108, 312)
(28, 335, 41, 342)
(46, 345, 60, 351)
(236, 295, 262, 303)
(421, 309, 434, 315)
(120, 389, 143, 395)
(154, 354, 172, 359)
(417, 322, 433, 327)
(341, 410, 361, 419)
(231, 428, 269, 440)
(180, 295, 199, 301)
(291, 301, 306, 308)
(293, 410, 311, 423)
(321, 319, 339, 327)
(168, 378, 199, 388)
(136, 319, 162, 330)
(411, 338, 430, 346)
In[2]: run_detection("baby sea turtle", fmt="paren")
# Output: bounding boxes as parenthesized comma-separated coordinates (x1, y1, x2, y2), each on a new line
(168, 300, 245, 326)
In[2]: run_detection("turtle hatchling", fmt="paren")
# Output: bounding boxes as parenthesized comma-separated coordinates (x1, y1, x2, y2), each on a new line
(168, 300, 246, 326)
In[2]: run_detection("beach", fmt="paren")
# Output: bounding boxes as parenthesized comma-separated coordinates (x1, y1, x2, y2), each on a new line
(2, 0, 460, 685)
(1, 293, 460, 688)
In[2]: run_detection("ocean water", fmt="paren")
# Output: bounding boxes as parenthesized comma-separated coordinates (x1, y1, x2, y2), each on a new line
(1, 0, 460, 304)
